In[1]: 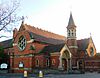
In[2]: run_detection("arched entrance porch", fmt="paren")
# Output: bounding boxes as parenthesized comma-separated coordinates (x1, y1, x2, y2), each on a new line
(58, 48, 71, 71)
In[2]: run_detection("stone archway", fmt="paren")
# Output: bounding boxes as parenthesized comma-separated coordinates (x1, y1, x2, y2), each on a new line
(58, 49, 71, 71)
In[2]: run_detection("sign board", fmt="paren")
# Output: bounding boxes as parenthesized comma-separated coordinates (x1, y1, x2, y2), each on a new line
(0, 63, 8, 69)
(19, 62, 24, 68)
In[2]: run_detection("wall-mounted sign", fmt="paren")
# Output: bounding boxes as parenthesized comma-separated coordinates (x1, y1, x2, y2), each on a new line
(0, 63, 8, 69)
(19, 62, 24, 68)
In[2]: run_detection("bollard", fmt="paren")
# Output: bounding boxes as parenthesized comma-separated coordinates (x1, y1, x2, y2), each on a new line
(24, 70, 28, 78)
(39, 70, 43, 78)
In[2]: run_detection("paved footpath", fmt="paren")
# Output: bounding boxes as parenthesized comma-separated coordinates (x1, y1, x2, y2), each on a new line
(0, 72, 100, 78)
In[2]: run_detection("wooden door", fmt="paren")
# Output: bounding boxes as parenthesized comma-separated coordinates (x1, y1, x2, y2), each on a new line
(62, 59, 67, 70)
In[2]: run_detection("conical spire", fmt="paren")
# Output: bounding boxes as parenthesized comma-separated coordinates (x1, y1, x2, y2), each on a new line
(67, 12, 76, 28)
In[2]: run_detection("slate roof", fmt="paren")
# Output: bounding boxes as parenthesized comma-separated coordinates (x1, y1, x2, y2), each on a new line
(40, 38, 90, 54)
(29, 32, 65, 45)
(77, 38, 90, 51)
(24, 24, 66, 40)
(0, 39, 13, 49)
(40, 44, 65, 53)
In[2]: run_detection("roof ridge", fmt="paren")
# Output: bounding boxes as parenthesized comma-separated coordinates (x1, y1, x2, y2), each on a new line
(25, 24, 65, 36)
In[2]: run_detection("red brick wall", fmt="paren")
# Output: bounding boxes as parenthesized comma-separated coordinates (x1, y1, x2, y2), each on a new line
(51, 56, 59, 69)
(33, 42, 47, 53)
(34, 55, 45, 68)
(11, 29, 48, 72)
(67, 39, 77, 46)
(69, 48, 77, 56)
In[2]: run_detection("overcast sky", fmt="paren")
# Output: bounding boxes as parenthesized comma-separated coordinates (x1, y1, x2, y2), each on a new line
(0, 0, 100, 52)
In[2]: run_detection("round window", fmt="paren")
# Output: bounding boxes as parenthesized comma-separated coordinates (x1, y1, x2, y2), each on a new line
(18, 35, 26, 51)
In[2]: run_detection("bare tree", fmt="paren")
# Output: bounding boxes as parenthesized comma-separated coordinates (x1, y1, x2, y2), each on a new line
(0, 0, 21, 38)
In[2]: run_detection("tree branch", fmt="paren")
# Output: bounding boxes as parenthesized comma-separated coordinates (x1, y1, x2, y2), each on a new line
(0, 0, 20, 38)
(0, 16, 11, 31)
(0, 5, 19, 23)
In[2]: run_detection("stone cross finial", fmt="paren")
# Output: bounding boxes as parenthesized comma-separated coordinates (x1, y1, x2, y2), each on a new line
(90, 33, 92, 37)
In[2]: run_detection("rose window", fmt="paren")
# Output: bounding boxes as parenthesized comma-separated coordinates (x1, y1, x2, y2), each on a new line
(18, 35, 26, 51)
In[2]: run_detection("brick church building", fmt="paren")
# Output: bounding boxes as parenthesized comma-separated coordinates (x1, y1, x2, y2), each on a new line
(0, 13, 100, 73)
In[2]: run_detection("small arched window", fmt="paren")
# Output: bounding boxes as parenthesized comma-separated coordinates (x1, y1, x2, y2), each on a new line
(68, 30, 70, 36)
(52, 59, 55, 65)
(46, 59, 49, 67)
(90, 47, 94, 56)
(72, 30, 74, 36)
(36, 59, 39, 67)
